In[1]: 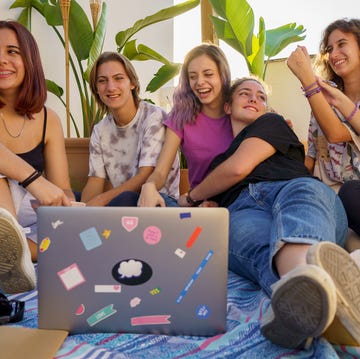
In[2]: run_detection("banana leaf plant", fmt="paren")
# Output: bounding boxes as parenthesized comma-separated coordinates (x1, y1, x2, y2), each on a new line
(209, 0, 306, 79)
(9, 0, 200, 137)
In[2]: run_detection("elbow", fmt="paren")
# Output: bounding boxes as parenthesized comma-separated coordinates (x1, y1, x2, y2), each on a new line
(326, 134, 347, 143)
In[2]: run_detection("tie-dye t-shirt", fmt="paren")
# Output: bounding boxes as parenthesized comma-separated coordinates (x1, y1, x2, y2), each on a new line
(89, 101, 180, 198)
(307, 102, 360, 186)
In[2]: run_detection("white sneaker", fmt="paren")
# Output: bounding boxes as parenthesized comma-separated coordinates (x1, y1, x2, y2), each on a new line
(307, 241, 360, 346)
(0, 208, 36, 294)
(260, 264, 337, 349)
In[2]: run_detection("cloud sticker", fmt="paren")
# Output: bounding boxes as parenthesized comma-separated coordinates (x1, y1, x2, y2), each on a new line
(112, 259, 152, 285)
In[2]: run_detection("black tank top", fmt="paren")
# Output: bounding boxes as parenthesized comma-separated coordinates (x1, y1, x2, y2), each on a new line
(17, 107, 47, 172)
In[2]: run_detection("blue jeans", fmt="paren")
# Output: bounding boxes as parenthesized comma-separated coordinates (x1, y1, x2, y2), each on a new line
(107, 191, 179, 207)
(227, 178, 348, 297)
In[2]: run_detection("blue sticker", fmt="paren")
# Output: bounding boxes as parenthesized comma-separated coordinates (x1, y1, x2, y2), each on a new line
(79, 227, 102, 251)
(196, 304, 210, 319)
(179, 212, 191, 219)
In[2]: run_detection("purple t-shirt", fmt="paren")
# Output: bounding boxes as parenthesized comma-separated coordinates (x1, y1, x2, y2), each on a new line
(165, 112, 233, 187)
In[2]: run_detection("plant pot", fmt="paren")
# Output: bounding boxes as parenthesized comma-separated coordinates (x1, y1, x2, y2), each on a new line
(65, 138, 190, 196)
(179, 168, 189, 195)
(65, 137, 90, 192)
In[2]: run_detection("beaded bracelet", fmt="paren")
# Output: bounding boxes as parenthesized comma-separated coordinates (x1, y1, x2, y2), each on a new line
(304, 86, 322, 99)
(346, 103, 358, 122)
(18, 170, 42, 188)
(301, 81, 318, 92)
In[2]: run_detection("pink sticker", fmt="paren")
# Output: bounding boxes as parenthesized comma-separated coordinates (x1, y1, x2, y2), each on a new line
(131, 315, 171, 326)
(57, 263, 86, 291)
(75, 304, 85, 316)
(122, 216, 138, 232)
(143, 226, 162, 245)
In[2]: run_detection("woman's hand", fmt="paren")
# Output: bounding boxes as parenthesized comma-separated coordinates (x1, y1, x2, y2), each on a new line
(27, 176, 71, 206)
(137, 182, 165, 207)
(177, 193, 191, 207)
(287, 46, 316, 85)
(317, 78, 346, 108)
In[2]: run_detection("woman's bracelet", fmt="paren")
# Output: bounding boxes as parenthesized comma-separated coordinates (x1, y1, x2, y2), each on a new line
(18, 170, 42, 188)
(304, 86, 322, 99)
(301, 81, 318, 92)
(186, 188, 203, 207)
(346, 103, 358, 122)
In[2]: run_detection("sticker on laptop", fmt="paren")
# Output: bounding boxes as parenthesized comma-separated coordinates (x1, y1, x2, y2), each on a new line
(39, 237, 51, 252)
(87, 304, 117, 327)
(57, 263, 86, 290)
(196, 304, 211, 319)
(75, 304, 85, 316)
(131, 315, 171, 326)
(130, 297, 141, 308)
(79, 227, 102, 251)
(112, 259, 152, 285)
(143, 226, 162, 245)
(102, 229, 112, 239)
(121, 216, 138, 232)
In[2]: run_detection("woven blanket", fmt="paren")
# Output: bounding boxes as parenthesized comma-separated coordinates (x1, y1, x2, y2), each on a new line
(8, 270, 360, 358)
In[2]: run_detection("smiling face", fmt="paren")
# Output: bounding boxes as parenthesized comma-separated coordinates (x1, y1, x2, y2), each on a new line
(187, 54, 223, 114)
(95, 60, 136, 114)
(225, 79, 267, 128)
(0, 28, 25, 97)
(326, 29, 360, 79)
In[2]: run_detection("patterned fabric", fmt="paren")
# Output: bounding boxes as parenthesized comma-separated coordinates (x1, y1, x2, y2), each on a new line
(89, 101, 180, 198)
(7, 267, 360, 359)
(307, 103, 360, 189)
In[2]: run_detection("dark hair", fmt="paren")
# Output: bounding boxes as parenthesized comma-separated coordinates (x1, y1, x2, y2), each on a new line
(89, 52, 141, 113)
(0, 21, 47, 118)
(169, 43, 231, 129)
(226, 76, 269, 104)
(315, 18, 360, 90)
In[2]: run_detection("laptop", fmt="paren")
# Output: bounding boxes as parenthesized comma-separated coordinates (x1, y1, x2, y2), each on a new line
(37, 206, 229, 336)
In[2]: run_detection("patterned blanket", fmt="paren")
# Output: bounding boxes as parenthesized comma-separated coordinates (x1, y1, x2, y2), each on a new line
(8, 270, 360, 358)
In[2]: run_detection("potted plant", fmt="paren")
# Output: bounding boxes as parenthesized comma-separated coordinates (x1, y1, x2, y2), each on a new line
(9, 0, 200, 137)
(9, 0, 199, 191)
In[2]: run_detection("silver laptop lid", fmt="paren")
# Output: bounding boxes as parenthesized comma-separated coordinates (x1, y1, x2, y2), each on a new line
(37, 206, 229, 336)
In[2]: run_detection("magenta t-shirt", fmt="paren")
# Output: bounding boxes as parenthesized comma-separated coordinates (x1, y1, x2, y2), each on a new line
(165, 112, 233, 188)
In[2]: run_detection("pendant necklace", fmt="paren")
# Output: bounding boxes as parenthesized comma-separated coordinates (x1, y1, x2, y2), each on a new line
(0, 111, 26, 138)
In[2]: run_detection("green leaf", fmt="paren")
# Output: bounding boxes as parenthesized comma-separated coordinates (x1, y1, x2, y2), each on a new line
(248, 17, 266, 78)
(84, 2, 107, 80)
(210, 16, 245, 56)
(265, 23, 306, 58)
(146, 63, 181, 93)
(210, 0, 254, 54)
(15, 8, 32, 28)
(116, 0, 199, 50)
(68, 1, 94, 61)
(46, 79, 63, 97)
(124, 41, 170, 64)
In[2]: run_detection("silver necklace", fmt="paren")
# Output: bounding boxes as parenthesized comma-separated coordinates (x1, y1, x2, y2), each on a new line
(0, 111, 26, 138)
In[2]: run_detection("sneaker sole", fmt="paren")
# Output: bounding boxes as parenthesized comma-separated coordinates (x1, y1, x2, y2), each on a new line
(0, 215, 36, 294)
(307, 241, 360, 344)
(260, 264, 336, 348)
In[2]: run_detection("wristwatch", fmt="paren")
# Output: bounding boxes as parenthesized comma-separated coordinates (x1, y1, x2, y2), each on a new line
(186, 189, 203, 207)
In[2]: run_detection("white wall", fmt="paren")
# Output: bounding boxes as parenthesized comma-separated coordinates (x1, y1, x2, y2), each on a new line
(1, 0, 174, 136)
(266, 59, 310, 141)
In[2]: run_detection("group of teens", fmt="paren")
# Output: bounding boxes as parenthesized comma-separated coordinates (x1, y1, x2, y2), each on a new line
(1, 17, 360, 350)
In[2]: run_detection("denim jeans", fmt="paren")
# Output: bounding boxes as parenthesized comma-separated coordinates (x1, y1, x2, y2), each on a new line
(107, 191, 179, 207)
(338, 180, 360, 236)
(227, 177, 348, 297)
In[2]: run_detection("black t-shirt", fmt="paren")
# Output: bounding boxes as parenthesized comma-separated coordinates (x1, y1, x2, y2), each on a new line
(210, 113, 312, 207)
